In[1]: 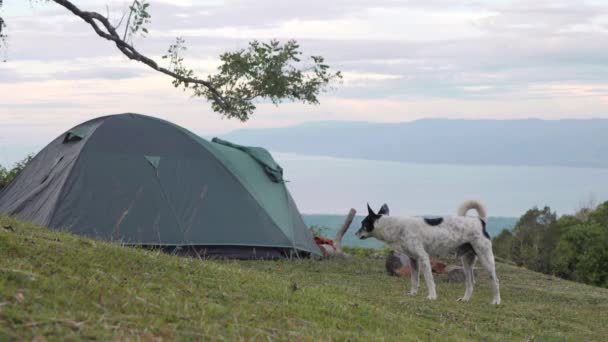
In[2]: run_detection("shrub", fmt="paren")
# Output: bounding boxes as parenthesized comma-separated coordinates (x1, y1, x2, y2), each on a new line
(0, 155, 33, 190)
(494, 203, 608, 288)
(553, 223, 608, 287)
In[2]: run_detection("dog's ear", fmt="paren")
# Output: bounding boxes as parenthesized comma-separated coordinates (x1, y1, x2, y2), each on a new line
(378, 203, 389, 216)
(367, 203, 377, 217)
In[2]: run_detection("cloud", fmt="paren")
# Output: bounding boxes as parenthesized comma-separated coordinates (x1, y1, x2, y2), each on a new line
(2, 0, 608, 155)
(0, 56, 151, 82)
(146, 2, 492, 43)
(341, 71, 403, 86)
(478, 0, 608, 36)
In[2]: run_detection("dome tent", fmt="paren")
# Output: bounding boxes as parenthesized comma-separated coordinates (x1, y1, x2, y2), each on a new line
(0, 113, 321, 259)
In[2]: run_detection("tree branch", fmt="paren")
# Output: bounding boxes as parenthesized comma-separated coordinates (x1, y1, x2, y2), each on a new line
(1, 0, 339, 120)
(51, 0, 231, 113)
(122, 0, 135, 41)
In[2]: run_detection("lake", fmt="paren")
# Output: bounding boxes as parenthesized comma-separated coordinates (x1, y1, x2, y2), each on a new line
(275, 153, 608, 218)
(279, 153, 608, 247)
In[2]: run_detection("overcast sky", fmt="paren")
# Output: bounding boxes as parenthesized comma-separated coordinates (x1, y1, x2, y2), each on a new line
(1, 0, 608, 164)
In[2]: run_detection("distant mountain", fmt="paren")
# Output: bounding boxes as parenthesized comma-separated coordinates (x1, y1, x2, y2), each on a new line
(221, 119, 608, 168)
(301, 214, 518, 248)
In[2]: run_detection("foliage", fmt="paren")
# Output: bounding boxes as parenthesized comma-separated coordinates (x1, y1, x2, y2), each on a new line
(0, 155, 34, 190)
(553, 222, 608, 287)
(163, 38, 342, 121)
(493, 202, 608, 287)
(0, 0, 6, 51)
(491, 229, 515, 261)
(588, 201, 608, 226)
(199, 40, 342, 121)
(125, 0, 151, 41)
(0, 0, 341, 121)
(503, 206, 558, 273)
(1, 215, 607, 340)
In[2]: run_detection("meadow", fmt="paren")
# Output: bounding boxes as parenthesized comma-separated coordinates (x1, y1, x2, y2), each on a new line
(1, 215, 607, 340)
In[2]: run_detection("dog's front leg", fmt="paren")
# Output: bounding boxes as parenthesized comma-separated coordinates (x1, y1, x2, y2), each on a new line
(420, 255, 437, 300)
(409, 258, 420, 296)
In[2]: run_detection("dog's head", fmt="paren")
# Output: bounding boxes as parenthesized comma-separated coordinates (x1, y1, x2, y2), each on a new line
(356, 203, 389, 239)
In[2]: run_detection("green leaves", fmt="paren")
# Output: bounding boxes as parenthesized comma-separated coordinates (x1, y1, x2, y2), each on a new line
(0, 155, 34, 190)
(0, 17, 5, 49)
(163, 39, 342, 121)
(553, 222, 608, 287)
(494, 202, 608, 288)
(125, 0, 151, 41)
(0, 0, 6, 50)
(162, 37, 194, 88)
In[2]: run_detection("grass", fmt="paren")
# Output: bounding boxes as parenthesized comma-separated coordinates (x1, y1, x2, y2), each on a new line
(1, 215, 607, 341)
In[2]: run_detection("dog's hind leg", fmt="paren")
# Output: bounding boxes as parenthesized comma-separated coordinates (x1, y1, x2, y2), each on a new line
(458, 253, 476, 302)
(418, 253, 437, 300)
(457, 243, 476, 284)
(471, 260, 476, 285)
(409, 257, 420, 296)
(472, 241, 501, 305)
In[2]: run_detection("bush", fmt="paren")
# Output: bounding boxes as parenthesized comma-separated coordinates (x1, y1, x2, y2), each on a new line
(508, 206, 558, 273)
(0, 155, 33, 190)
(553, 223, 608, 287)
(589, 201, 608, 226)
(492, 229, 515, 261)
(493, 203, 608, 288)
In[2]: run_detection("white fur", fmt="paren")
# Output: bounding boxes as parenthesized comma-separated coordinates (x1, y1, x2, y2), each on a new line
(358, 200, 501, 304)
(457, 200, 487, 220)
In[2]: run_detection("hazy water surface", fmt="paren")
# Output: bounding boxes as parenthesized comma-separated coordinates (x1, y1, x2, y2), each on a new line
(276, 153, 608, 218)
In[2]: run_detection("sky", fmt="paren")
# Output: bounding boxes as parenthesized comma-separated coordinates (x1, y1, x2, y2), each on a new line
(1, 0, 608, 165)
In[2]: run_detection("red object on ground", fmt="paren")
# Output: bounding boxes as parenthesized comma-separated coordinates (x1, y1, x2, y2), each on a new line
(314, 236, 334, 247)
(393, 258, 448, 277)
(431, 259, 447, 273)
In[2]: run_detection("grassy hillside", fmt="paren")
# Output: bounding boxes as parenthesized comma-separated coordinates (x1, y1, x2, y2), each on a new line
(1, 215, 607, 340)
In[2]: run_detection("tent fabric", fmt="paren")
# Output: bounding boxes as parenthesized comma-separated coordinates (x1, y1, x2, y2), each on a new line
(64, 121, 97, 142)
(211, 137, 284, 182)
(144, 155, 161, 169)
(0, 113, 320, 258)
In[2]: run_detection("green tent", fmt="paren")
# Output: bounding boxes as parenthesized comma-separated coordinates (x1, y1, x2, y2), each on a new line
(0, 113, 321, 258)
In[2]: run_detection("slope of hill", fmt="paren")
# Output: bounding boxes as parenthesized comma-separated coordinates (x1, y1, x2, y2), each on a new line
(221, 119, 608, 168)
(1, 215, 607, 340)
(302, 214, 518, 248)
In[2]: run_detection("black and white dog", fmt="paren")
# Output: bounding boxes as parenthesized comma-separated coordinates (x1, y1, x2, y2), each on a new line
(356, 200, 501, 305)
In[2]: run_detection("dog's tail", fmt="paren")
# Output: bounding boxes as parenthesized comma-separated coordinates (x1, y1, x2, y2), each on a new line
(458, 200, 490, 239)
(457, 200, 487, 220)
